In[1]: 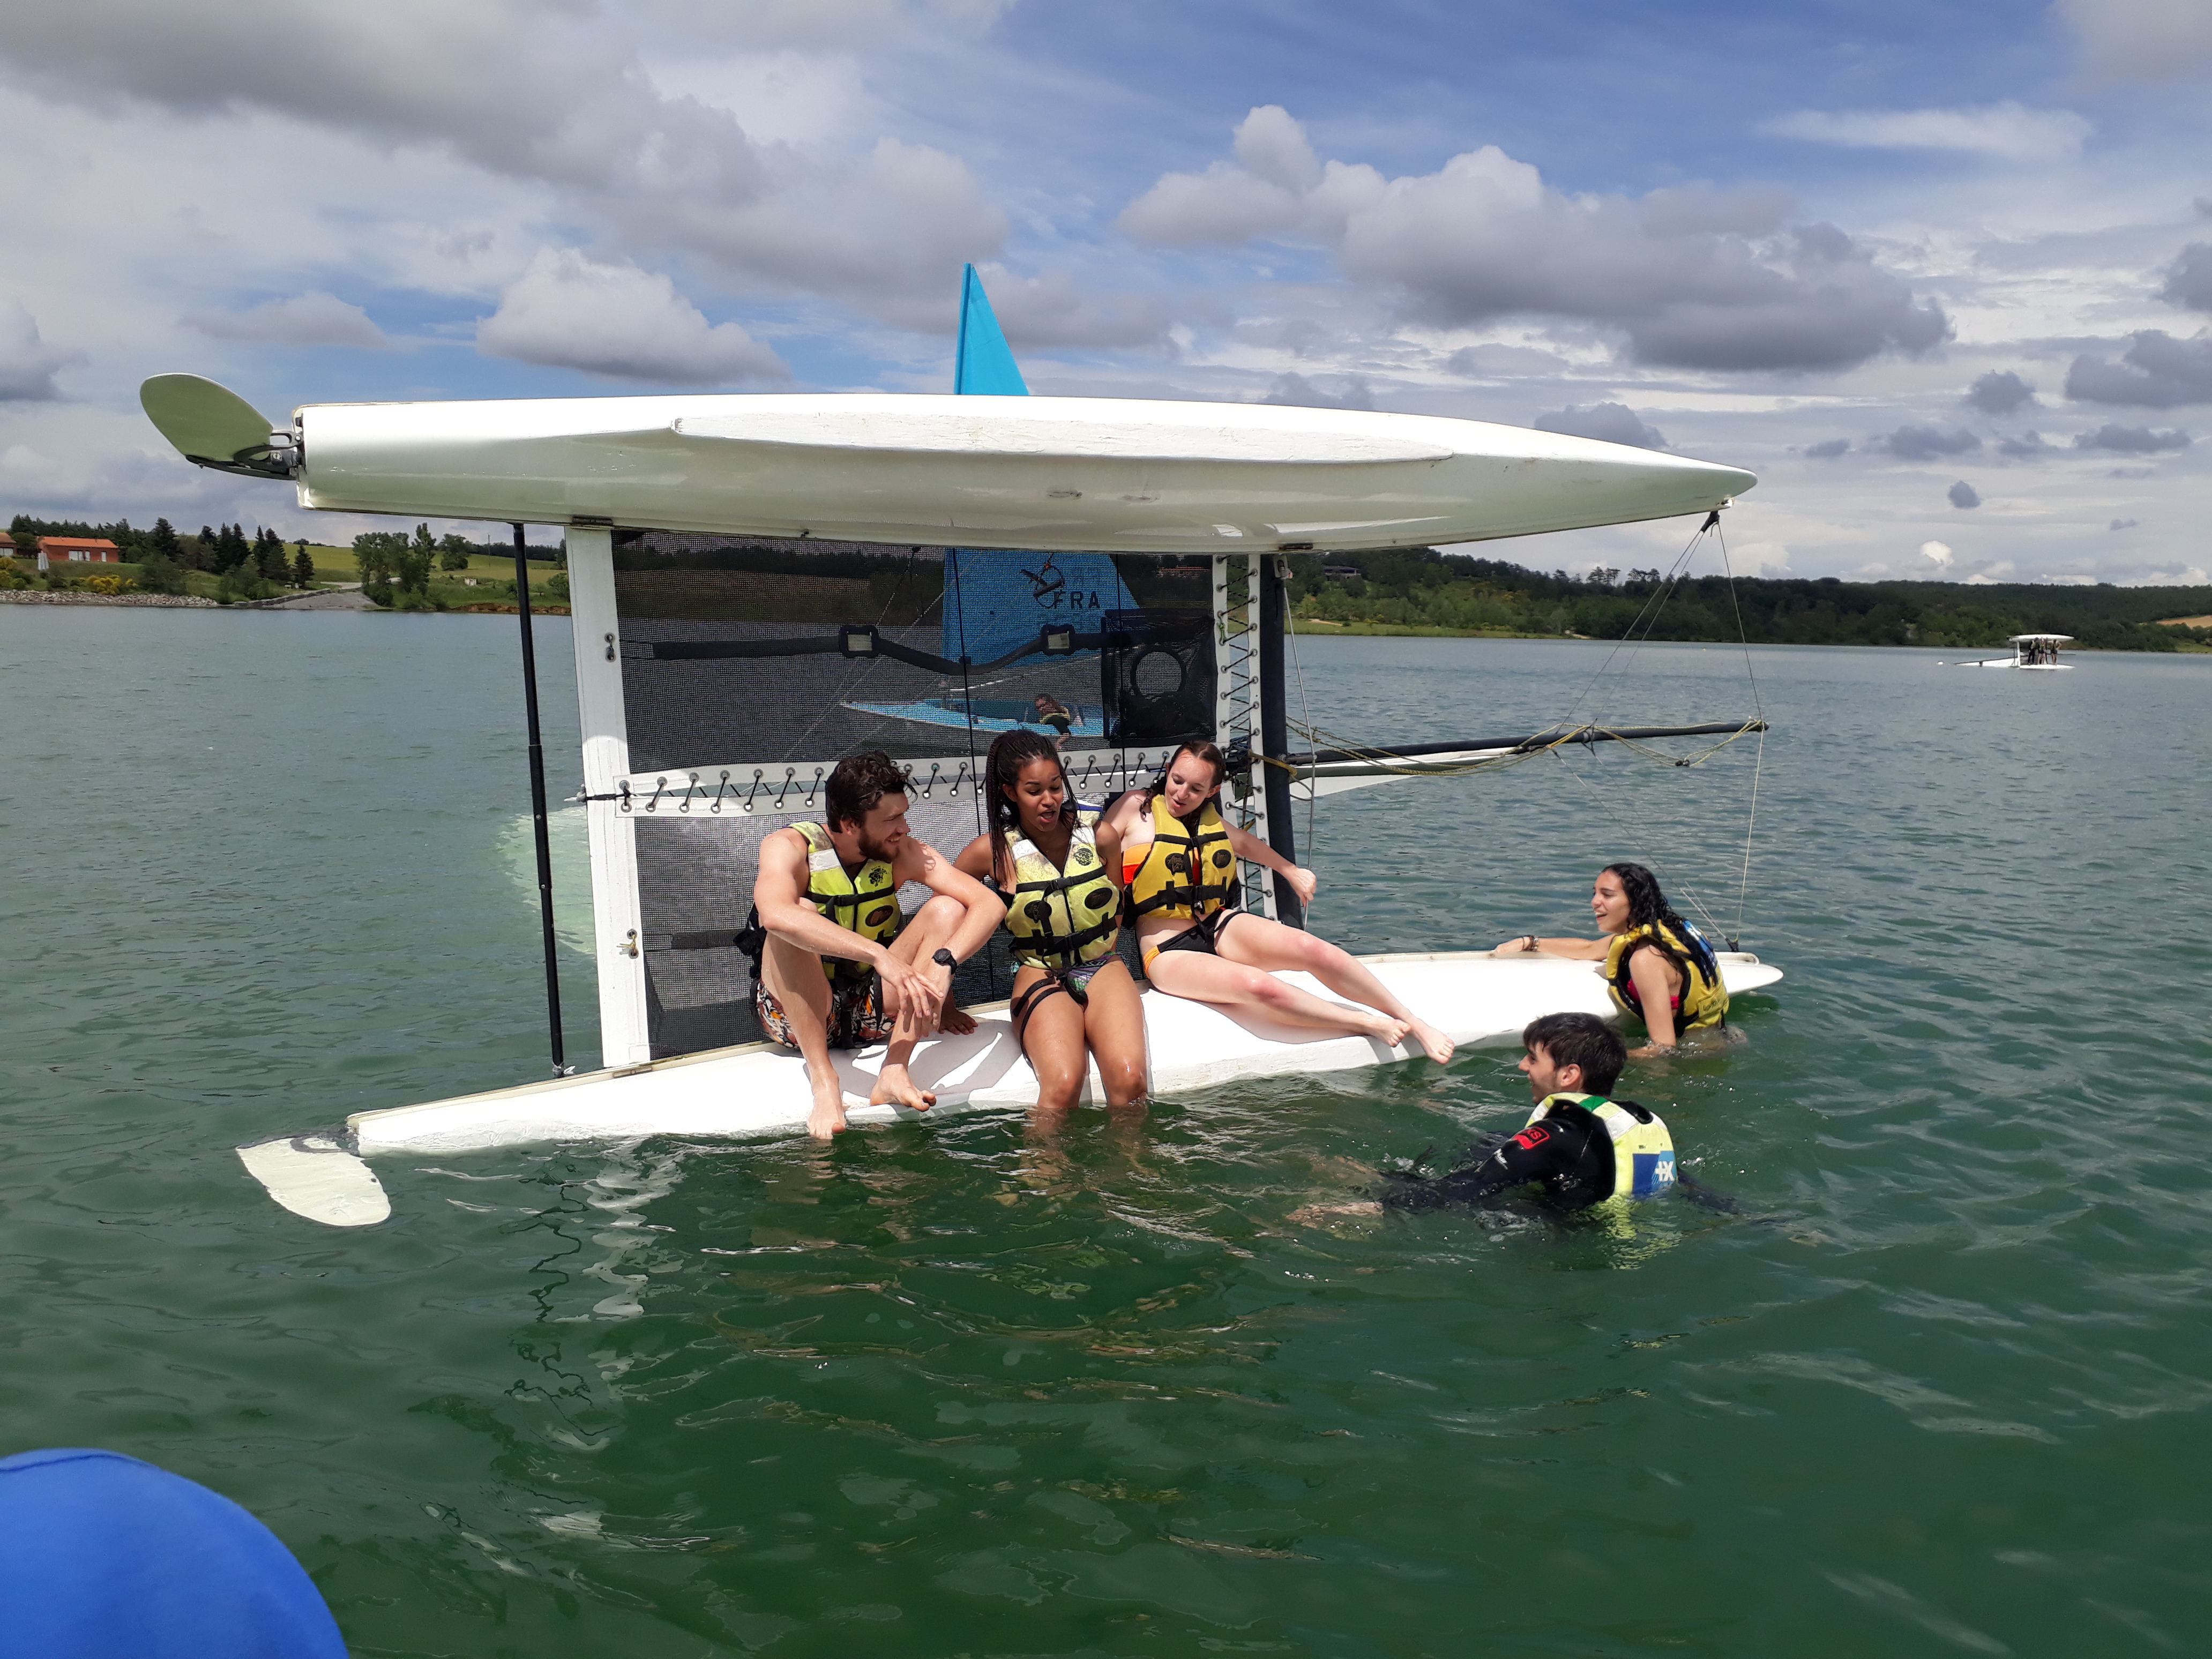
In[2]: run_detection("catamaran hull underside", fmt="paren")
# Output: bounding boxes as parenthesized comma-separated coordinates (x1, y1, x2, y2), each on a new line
(294, 393, 1754, 552)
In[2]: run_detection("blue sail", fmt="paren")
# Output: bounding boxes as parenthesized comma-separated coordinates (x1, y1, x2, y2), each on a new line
(944, 265, 1133, 669)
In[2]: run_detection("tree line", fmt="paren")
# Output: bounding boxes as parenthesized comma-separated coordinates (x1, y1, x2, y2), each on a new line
(1284, 548, 2212, 652)
(8, 513, 312, 598)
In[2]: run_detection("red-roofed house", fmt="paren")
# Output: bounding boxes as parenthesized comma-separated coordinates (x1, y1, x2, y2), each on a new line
(31, 537, 121, 572)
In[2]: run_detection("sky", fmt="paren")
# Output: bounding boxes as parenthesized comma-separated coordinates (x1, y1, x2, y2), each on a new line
(3, 0, 2209, 585)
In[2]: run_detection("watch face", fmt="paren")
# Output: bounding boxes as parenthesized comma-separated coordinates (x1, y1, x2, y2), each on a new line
(933, 947, 956, 968)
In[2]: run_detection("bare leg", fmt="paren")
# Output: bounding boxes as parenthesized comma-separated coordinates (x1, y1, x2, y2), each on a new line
(1078, 959, 1149, 1111)
(1216, 914, 1455, 1064)
(887, 894, 976, 1036)
(1144, 941, 1411, 1049)
(1011, 967, 1091, 1114)
(760, 937, 849, 1138)
(870, 896, 974, 1112)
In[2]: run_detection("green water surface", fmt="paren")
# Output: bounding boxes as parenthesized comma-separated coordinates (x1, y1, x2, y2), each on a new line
(3, 608, 2208, 1657)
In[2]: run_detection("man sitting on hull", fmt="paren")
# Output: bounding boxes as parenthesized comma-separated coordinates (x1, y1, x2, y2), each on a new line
(751, 751, 1005, 1138)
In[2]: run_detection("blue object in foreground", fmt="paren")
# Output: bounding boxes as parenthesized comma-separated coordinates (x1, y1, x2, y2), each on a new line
(0, 1448, 347, 1659)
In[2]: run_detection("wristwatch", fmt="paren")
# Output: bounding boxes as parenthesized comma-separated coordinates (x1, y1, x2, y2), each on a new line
(932, 947, 956, 969)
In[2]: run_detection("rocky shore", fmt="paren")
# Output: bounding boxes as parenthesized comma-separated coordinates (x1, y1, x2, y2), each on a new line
(0, 590, 219, 608)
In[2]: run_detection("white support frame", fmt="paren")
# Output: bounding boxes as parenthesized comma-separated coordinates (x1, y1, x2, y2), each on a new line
(564, 526, 653, 1069)
(1210, 551, 1275, 920)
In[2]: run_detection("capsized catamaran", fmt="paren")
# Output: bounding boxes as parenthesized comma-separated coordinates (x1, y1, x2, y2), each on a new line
(146, 265, 1780, 1228)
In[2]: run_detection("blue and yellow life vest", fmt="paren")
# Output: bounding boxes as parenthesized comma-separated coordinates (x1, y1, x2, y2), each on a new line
(1529, 1093, 1677, 1200)
(1005, 806, 1120, 970)
(791, 820, 901, 980)
(1126, 796, 1238, 922)
(1604, 921, 1728, 1030)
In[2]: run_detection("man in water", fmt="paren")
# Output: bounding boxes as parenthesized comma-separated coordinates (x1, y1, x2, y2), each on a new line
(1295, 1013, 1682, 1221)
(750, 751, 1005, 1138)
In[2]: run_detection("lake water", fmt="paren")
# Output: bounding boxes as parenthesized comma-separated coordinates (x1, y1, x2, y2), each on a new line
(4, 607, 2209, 1657)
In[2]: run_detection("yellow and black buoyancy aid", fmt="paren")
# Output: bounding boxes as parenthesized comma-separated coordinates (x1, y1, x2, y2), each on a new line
(1604, 920, 1729, 1030)
(1530, 1093, 1677, 1200)
(1005, 808, 1120, 970)
(1126, 795, 1239, 923)
(792, 820, 901, 979)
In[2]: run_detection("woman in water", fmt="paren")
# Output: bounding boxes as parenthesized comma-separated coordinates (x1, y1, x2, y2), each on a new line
(955, 730, 1148, 1115)
(1491, 862, 1728, 1055)
(1102, 741, 1455, 1064)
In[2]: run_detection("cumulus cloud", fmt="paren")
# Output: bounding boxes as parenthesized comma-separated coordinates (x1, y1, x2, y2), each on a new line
(2056, 0, 2212, 84)
(2111, 518, 2139, 530)
(183, 290, 387, 348)
(476, 249, 788, 384)
(1760, 102, 2091, 160)
(1533, 402, 1668, 449)
(2161, 244, 2212, 311)
(0, 300, 85, 400)
(1948, 480, 1982, 508)
(1118, 106, 1948, 372)
(969, 268, 1175, 349)
(2072, 423, 2191, 452)
(1998, 431, 2056, 457)
(1965, 370, 2038, 415)
(2065, 331, 2212, 405)
(0, 2, 1005, 319)
(1259, 372, 1373, 410)
(1879, 425, 1982, 460)
(1803, 437, 1851, 458)
(1445, 342, 1571, 376)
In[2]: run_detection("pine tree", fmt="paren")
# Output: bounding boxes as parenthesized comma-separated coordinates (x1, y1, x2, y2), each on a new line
(149, 518, 180, 558)
(292, 544, 315, 588)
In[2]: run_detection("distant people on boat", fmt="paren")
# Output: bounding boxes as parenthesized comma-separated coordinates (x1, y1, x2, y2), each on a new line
(955, 730, 1148, 1117)
(1101, 740, 1456, 1064)
(1491, 862, 1728, 1055)
(748, 750, 1005, 1137)
(1294, 1013, 1706, 1223)
(1032, 693, 1077, 748)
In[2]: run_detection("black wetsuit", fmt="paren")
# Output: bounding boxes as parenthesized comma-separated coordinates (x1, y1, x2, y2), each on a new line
(1379, 1100, 1662, 1215)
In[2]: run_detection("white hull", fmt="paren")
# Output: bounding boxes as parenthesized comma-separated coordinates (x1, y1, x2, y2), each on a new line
(293, 393, 1752, 553)
(238, 951, 1782, 1227)
(1959, 658, 2071, 670)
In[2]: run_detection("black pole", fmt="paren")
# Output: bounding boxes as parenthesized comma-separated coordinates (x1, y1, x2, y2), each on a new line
(1257, 555, 1305, 929)
(513, 522, 568, 1075)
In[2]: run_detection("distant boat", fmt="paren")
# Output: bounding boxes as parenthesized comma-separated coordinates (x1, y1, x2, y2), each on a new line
(1955, 633, 2073, 670)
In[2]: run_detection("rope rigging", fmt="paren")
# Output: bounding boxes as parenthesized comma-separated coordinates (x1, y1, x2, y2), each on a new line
(1274, 510, 1767, 950)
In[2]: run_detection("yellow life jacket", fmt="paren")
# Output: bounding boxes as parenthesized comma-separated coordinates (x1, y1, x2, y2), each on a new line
(1005, 807, 1121, 969)
(1604, 920, 1728, 1030)
(792, 820, 901, 980)
(1126, 795, 1239, 923)
(1529, 1093, 1677, 1200)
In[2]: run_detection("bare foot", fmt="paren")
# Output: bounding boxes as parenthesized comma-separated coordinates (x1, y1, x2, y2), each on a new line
(1370, 1015, 1413, 1050)
(1408, 1018, 1456, 1065)
(868, 1063, 937, 1113)
(938, 1002, 977, 1037)
(806, 1092, 849, 1139)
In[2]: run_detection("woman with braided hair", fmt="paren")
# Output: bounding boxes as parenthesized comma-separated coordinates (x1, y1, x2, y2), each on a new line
(1491, 862, 1728, 1055)
(955, 730, 1148, 1117)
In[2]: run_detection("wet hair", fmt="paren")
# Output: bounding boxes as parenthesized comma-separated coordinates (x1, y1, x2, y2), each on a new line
(1146, 739, 1227, 811)
(1601, 861, 1720, 987)
(984, 729, 1071, 881)
(824, 750, 910, 832)
(1522, 1012, 1626, 1095)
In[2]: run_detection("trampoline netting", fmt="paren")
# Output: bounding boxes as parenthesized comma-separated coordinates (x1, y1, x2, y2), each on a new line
(607, 533, 1221, 1059)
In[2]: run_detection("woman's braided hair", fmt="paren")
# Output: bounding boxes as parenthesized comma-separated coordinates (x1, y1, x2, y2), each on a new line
(1602, 862, 1720, 987)
(984, 729, 1072, 885)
